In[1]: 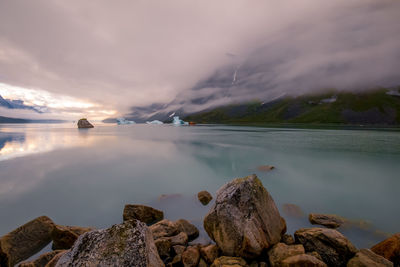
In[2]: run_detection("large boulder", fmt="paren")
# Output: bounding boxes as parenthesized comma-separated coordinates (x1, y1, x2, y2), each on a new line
(175, 219, 199, 241)
(55, 220, 164, 267)
(294, 227, 357, 267)
(0, 216, 55, 267)
(200, 244, 219, 264)
(77, 118, 94, 128)
(267, 243, 305, 267)
(19, 250, 66, 267)
(308, 213, 345, 229)
(211, 256, 247, 267)
(150, 219, 180, 239)
(51, 225, 93, 250)
(182, 246, 200, 267)
(204, 174, 286, 259)
(347, 249, 393, 267)
(371, 233, 400, 266)
(123, 204, 164, 225)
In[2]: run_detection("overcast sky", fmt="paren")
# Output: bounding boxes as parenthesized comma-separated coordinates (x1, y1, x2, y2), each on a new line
(0, 0, 399, 119)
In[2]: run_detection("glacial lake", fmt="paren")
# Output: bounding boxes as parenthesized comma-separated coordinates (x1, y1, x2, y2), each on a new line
(1, 123, 399, 250)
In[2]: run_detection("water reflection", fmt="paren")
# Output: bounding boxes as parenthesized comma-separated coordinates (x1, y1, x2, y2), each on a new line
(0, 124, 399, 250)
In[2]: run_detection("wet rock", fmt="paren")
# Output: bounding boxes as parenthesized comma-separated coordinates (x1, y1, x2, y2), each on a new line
(44, 251, 68, 267)
(267, 243, 305, 267)
(182, 246, 200, 267)
(204, 174, 286, 259)
(123, 204, 164, 225)
(198, 191, 213, 205)
(282, 234, 295, 245)
(294, 227, 357, 267)
(200, 244, 219, 264)
(173, 245, 186, 256)
(55, 220, 164, 267)
(175, 219, 199, 241)
(371, 233, 400, 266)
(211, 256, 247, 267)
(0, 216, 55, 267)
(150, 219, 180, 239)
(19, 250, 65, 267)
(347, 249, 393, 267)
(155, 238, 172, 259)
(309, 213, 345, 229)
(77, 118, 94, 128)
(51, 225, 93, 250)
(169, 232, 189, 246)
(281, 254, 327, 267)
(257, 165, 275, 172)
(282, 203, 304, 218)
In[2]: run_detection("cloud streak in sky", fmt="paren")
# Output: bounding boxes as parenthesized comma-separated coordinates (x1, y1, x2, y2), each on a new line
(0, 0, 399, 119)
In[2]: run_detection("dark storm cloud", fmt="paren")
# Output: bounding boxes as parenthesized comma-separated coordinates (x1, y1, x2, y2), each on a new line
(0, 0, 399, 117)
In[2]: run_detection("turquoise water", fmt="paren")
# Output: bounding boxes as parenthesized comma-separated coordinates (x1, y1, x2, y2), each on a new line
(1, 123, 399, 249)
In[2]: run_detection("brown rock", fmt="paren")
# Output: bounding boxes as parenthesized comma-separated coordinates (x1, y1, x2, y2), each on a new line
(211, 256, 247, 267)
(347, 249, 393, 267)
(77, 118, 94, 128)
(371, 233, 400, 266)
(45, 251, 68, 267)
(267, 243, 305, 267)
(169, 232, 189, 246)
(198, 191, 213, 205)
(282, 234, 295, 245)
(123, 204, 164, 225)
(308, 214, 345, 229)
(282, 204, 304, 218)
(281, 254, 327, 267)
(168, 255, 183, 267)
(182, 246, 200, 267)
(150, 219, 180, 239)
(173, 245, 186, 256)
(257, 165, 275, 172)
(155, 238, 172, 259)
(51, 225, 93, 250)
(204, 175, 286, 259)
(19, 250, 66, 267)
(198, 258, 209, 267)
(307, 251, 323, 261)
(175, 219, 199, 241)
(294, 227, 357, 267)
(200, 244, 219, 264)
(0, 216, 55, 267)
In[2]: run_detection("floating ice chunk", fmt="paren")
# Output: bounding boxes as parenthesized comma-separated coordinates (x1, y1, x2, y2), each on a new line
(169, 112, 176, 117)
(387, 89, 400, 96)
(172, 116, 189, 126)
(116, 118, 135, 125)
(146, 120, 164, 124)
(320, 96, 337, 104)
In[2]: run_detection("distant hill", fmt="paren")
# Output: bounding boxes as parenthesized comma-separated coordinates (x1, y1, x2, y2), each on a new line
(0, 116, 66, 124)
(184, 88, 400, 125)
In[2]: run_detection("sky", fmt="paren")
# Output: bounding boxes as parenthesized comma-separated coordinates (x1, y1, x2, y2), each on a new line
(0, 0, 400, 120)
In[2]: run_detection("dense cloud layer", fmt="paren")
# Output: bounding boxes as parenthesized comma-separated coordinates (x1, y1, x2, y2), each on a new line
(0, 0, 399, 119)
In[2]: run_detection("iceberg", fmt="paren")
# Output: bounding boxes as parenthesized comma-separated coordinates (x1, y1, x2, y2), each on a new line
(172, 116, 189, 126)
(146, 120, 164, 125)
(116, 118, 135, 125)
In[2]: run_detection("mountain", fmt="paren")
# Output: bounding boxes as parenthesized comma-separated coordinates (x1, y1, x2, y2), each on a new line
(184, 88, 400, 125)
(0, 116, 66, 124)
(0, 95, 47, 113)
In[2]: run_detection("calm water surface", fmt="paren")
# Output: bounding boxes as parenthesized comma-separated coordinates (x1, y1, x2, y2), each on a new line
(1, 123, 399, 249)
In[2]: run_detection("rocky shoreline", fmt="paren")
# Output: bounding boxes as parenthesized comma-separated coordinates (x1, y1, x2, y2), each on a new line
(0, 174, 398, 267)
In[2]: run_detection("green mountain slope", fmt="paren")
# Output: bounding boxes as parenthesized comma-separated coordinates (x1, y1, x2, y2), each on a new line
(184, 88, 400, 125)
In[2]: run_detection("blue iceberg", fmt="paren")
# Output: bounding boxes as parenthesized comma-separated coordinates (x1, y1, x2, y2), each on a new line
(146, 120, 164, 125)
(172, 116, 189, 126)
(116, 118, 135, 125)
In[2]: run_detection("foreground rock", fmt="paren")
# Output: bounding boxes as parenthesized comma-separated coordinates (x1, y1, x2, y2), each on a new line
(123, 204, 164, 225)
(175, 219, 199, 241)
(347, 249, 393, 267)
(211, 256, 247, 267)
(267, 243, 305, 267)
(77, 118, 94, 128)
(0, 216, 55, 267)
(294, 227, 357, 267)
(309, 213, 345, 229)
(281, 254, 327, 267)
(371, 233, 400, 266)
(204, 174, 286, 259)
(200, 244, 219, 264)
(55, 220, 164, 267)
(197, 191, 213, 205)
(45, 251, 67, 267)
(51, 225, 93, 250)
(19, 250, 65, 267)
(182, 246, 200, 267)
